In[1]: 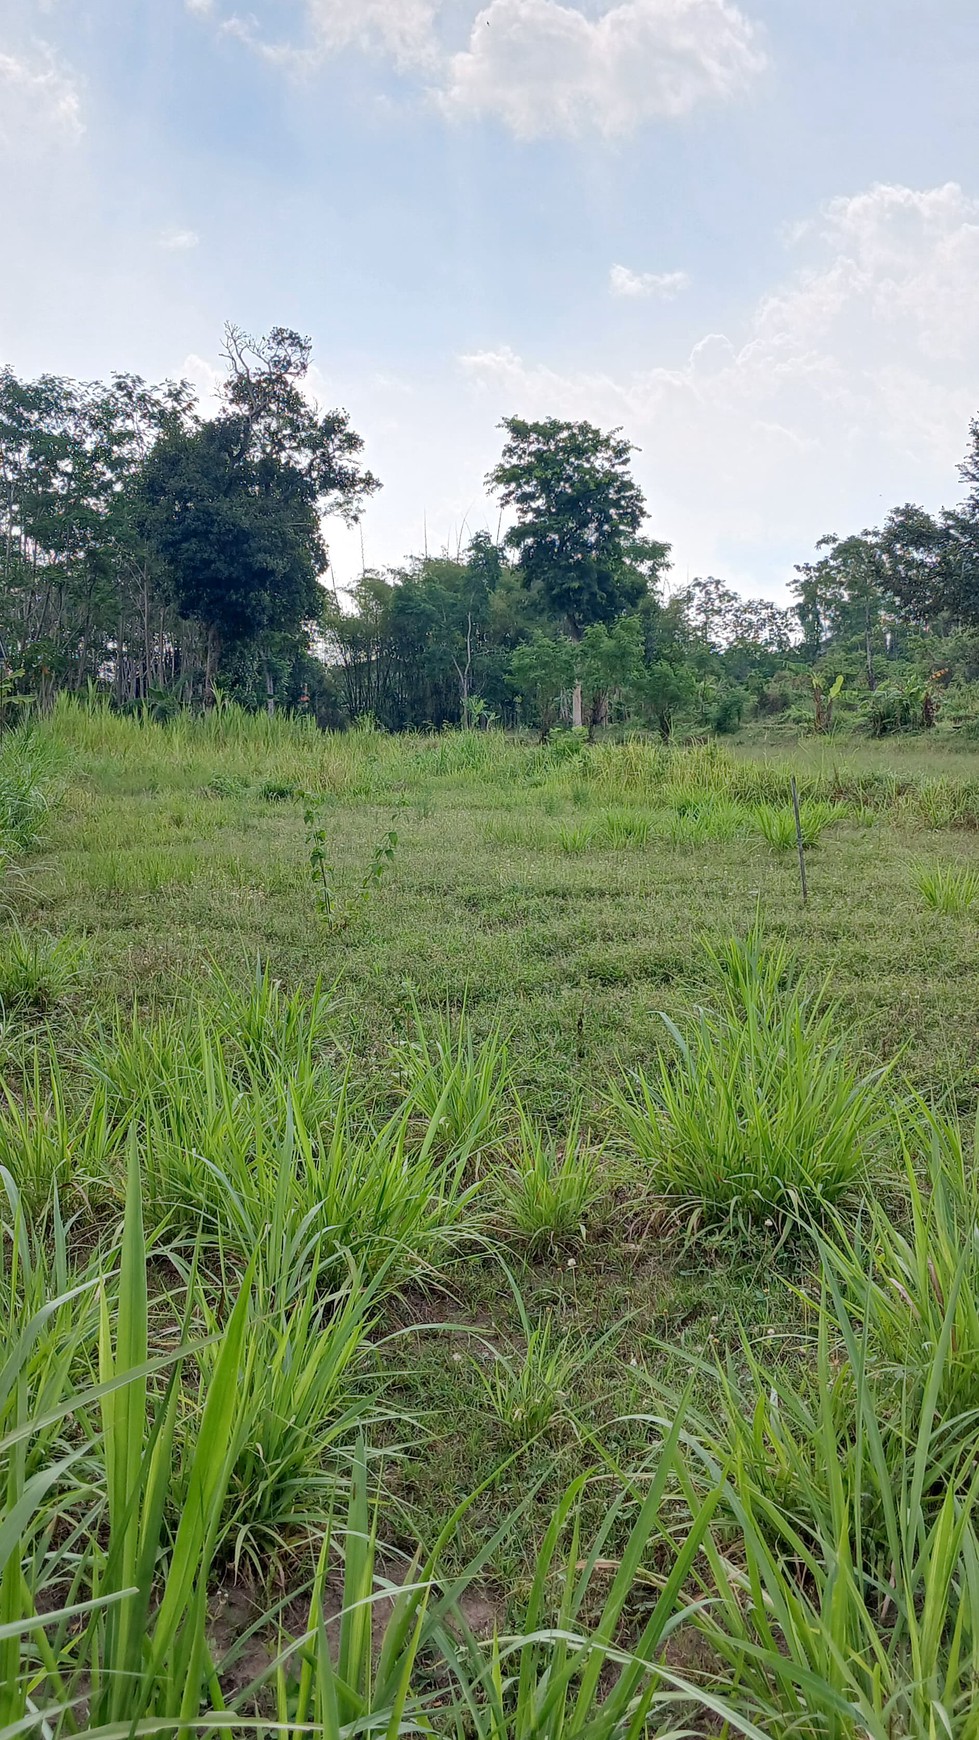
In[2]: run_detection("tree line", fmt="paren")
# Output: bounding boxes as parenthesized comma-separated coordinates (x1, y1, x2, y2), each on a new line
(3, 322, 979, 737)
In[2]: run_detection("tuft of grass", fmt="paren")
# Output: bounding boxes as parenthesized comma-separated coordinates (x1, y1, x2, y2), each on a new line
(0, 926, 84, 1013)
(825, 1102, 979, 1434)
(609, 929, 894, 1228)
(496, 1098, 601, 1253)
(754, 799, 836, 850)
(393, 1000, 513, 1162)
(913, 859, 979, 914)
(557, 822, 597, 854)
(184, 1257, 386, 1580)
(598, 808, 652, 849)
(668, 1249, 979, 1738)
(470, 1278, 594, 1449)
(667, 794, 747, 844)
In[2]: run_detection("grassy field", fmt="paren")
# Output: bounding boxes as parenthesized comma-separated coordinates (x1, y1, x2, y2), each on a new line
(5, 700, 979, 1733)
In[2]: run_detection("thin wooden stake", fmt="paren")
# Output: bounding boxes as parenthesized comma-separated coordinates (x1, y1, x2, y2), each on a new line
(791, 776, 808, 906)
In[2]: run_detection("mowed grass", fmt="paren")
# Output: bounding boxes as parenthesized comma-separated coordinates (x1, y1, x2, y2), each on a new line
(9, 702, 979, 1729)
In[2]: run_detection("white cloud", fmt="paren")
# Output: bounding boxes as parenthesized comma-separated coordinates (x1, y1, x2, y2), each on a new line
(610, 263, 690, 298)
(0, 43, 83, 147)
(202, 0, 440, 71)
(453, 181, 979, 591)
(158, 227, 200, 251)
(440, 0, 766, 138)
(302, 0, 439, 65)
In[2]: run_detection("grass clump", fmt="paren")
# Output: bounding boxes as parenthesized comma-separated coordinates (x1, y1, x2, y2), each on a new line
(0, 925, 84, 1012)
(393, 1001, 513, 1161)
(0, 726, 61, 852)
(913, 859, 979, 913)
(754, 799, 836, 849)
(671, 1255, 979, 1738)
(497, 1098, 600, 1253)
(826, 1103, 979, 1431)
(609, 928, 893, 1228)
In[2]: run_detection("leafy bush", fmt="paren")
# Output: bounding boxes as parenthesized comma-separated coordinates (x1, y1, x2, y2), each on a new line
(609, 930, 893, 1227)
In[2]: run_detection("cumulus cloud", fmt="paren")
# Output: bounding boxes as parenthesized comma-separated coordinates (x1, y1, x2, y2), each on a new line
(610, 263, 690, 298)
(440, 0, 766, 138)
(455, 181, 979, 588)
(0, 43, 83, 147)
(158, 227, 200, 251)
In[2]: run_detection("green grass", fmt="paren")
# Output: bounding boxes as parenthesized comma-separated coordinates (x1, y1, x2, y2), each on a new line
(913, 858, 979, 913)
(10, 702, 979, 1731)
(608, 928, 895, 1228)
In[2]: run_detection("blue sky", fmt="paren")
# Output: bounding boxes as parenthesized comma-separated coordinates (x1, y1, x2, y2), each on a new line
(2, 0, 978, 600)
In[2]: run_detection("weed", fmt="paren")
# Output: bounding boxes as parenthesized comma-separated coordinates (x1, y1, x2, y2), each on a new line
(754, 799, 836, 849)
(471, 1277, 593, 1448)
(261, 777, 297, 801)
(600, 808, 652, 849)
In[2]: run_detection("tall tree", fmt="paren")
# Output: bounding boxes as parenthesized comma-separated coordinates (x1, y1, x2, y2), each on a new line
(138, 327, 379, 705)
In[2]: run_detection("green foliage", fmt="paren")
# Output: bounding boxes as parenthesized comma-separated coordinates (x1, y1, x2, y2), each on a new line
(913, 859, 979, 913)
(188, 1258, 384, 1579)
(825, 1104, 979, 1430)
(472, 1311, 589, 1448)
(0, 926, 84, 1013)
(303, 792, 401, 930)
(0, 728, 60, 853)
(754, 798, 836, 849)
(487, 415, 669, 635)
(509, 631, 576, 738)
(392, 999, 513, 1161)
(610, 929, 893, 1227)
(673, 1256, 979, 1738)
(496, 1099, 600, 1252)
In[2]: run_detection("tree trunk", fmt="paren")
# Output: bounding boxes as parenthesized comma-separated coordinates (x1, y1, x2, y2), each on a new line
(865, 607, 876, 691)
(571, 681, 583, 728)
(264, 657, 275, 717)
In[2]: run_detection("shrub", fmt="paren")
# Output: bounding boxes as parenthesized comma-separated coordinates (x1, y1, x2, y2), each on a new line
(609, 930, 893, 1227)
